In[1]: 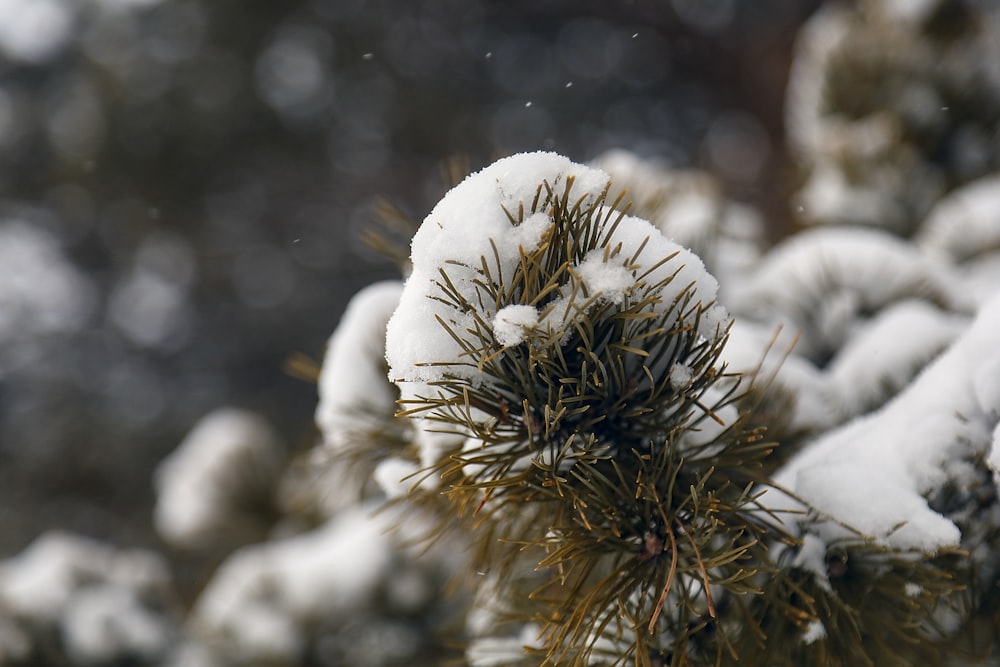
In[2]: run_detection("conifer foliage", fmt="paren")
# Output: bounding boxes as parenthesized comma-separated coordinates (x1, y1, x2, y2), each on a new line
(384, 153, 766, 665)
(378, 152, 981, 666)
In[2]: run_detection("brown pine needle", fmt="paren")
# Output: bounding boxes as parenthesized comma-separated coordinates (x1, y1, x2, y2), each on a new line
(649, 527, 679, 634)
(677, 521, 717, 619)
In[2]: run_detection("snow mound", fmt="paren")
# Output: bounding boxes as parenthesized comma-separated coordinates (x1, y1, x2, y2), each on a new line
(771, 291, 1000, 552)
(386, 151, 724, 398)
(154, 408, 285, 548)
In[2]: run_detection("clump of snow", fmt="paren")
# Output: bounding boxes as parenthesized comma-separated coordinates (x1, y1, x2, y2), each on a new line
(917, 175, 1000, 263)
(783, 5, 851, 162)
(63, 587, 171, 663)
(372, 456, 421, 499)
(668, 362, 694, 390)
(882, 0, 942, 25)
(492, 304, 539, 347)
(575, 249, 636, 304)
(794, 161, 904, 229)
(722, 320, 838, 434)
(802, 619, 827, 645)
(0, 532, 176, 664)
(154, 408, 285, 548)
(795, 464, 961, 550)
(826, 300, 968, 416)
(783, 0, 1000, 234)
(698, 303, 732, 341)
(731, 227, 969, 361)
(412, 418, 466, 485)
(386, 152, 723, 401)
(386, 152, 610, 391)
(791, 533, 832, 591)
(589, 149, 765, 294)
(189, 504, 401, 662)
(315, 280, 403, 449)
(958, 253, 1000, 307)
(769, 292, 1000, 552)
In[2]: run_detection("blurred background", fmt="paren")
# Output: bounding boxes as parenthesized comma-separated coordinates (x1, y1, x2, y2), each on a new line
(0, 0, 818, 562)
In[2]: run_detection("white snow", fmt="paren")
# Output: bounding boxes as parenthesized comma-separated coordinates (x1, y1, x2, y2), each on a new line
(0, 532, 113, 621)
(769, 291, 1000, 552)
(917, 174, 1000, 263)
(791, 533, 832, 591)
(386, 152, 611, 392)
(731, 227, 969, 360)
(802, 620, 827, 645)
(989, 423, 1000, 488)
(698, 303, 732, 341)
(668, 362, 694, 390)
(190, 504, 398, 662)
(826, 300, 968, 416)
(466, 624, 541, 667)
(315, 280, 403, 450)
(492, 304, 539, 347)
(386, 152, 723, 403)
(958, 254, 1000, 307)
(372, 456, 421, 499)
(883, 0, 946, 25)
(589, 149, 765, 295)
(722, 319, 837, 434)
(575, 249, 636, 305)
(154, 408, 285, 548)
(412, 418, 466, 483)
(0, 532, 174, 664)
(62, 586, 171, 663)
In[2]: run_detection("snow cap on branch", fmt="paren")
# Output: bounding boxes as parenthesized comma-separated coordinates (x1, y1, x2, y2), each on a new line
(771, 291, 1000, 552)
(385, 151, 725, 397)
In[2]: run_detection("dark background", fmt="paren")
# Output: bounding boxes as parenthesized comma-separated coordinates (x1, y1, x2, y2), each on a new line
(0, 0, 818, 559)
